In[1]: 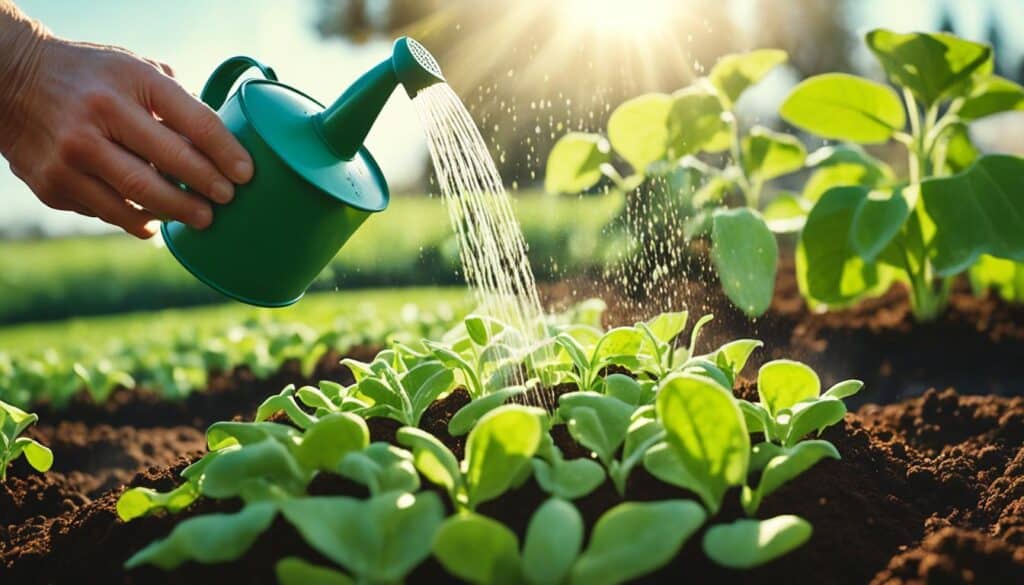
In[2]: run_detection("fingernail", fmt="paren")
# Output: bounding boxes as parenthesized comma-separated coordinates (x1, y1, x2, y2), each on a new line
(232, 160, 253, 183)
(212, 180, 234, 204)
(191, 206, 212, 229)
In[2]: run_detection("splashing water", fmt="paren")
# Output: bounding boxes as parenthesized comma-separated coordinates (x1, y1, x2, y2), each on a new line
(412, 84, 548, 359)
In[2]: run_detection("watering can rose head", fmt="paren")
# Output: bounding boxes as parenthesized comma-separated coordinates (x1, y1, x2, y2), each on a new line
(162, 37, 445, 307)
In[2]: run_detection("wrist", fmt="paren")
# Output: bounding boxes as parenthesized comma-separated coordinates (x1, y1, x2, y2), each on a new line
(0, 5, 49, 152)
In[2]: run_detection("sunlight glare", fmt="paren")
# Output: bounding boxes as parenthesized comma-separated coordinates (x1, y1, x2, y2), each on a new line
(560, 0, 675, 35)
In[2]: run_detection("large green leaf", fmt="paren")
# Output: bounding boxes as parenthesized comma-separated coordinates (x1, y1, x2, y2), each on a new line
(742, 126, 806, 181)
(667, 86, 728, 157)
(702, 515, 812, 569)
(607, 94, 673, 173)
(396, 427, 462, 497)
(545, 133, 611, 194)
(866, 29, 992, 106)
(920, 155, 1024, 274)
(763, 193, 810, 234)
(780, 73, 906, 144)
(711, 208, 778, 317)
(570, 500, 705, 585)
(281, 493, 443, 583)
(797, 186, 888, 306)
(523, 498, 584, 585)
(708, 49, 788, 108)
(432, 513, 521, 585)
(125, 503, 277, 570)
(532, 457, 606, 501)
(201, 440, 310, 499)
(337, 442, 420, 495)
(803, 145, 894, 202)
(959, 76, 1024, 121)
(851, 187, 913, 262)
(656, 374, 749, 514)
(464, 405, 544, 509)
(970, 254, 1024, 302)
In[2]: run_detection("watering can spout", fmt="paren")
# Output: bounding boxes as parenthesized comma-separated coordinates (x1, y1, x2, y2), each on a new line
(316, 37, 445, 160)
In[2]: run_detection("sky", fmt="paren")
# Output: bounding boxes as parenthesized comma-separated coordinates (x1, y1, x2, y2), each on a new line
(1, 0, 1022, 235)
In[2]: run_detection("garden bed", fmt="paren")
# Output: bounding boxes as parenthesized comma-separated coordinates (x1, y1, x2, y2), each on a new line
(3, 271, 1024, 584)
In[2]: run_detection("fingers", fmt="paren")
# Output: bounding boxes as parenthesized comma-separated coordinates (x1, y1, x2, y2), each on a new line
(76, 137, 213, 230)
(109, 103, 235, 205)
(70, 174, 157, 239)
(144, 73, 253, 184)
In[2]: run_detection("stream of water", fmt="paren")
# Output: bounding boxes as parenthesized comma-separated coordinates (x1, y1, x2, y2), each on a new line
(412, 84, 548, 355)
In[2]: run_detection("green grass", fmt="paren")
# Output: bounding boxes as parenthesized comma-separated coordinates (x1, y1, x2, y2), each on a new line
(0, 286, 470, 356)
(0, 193, 620, 324)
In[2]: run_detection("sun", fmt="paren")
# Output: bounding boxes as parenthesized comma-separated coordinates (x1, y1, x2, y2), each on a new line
(559, 0, 677, 36)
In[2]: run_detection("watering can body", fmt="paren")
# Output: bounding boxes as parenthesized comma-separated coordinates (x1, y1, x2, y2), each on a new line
(162, 58, 392, 307)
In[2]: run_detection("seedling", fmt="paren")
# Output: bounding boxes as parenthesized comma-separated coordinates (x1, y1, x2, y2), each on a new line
(702, 515, 812, 569)
(558, 391, 664, 495)
(545, 50, 804, 316)
(398, 404, 545, 511)
(781, 29, 1024, 320)
(738, 360, 863, 447)
(432, 498, 706, 585)
(0, 400, 52, 482)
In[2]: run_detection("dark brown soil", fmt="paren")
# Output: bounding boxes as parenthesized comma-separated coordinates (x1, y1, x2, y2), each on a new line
(2, 382, 1022, 585)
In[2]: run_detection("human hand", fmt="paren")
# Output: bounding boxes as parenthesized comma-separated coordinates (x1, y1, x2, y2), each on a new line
(0, 10, 253, 238)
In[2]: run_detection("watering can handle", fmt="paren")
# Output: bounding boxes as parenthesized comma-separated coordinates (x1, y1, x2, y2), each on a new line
(200, 56, 278, 110)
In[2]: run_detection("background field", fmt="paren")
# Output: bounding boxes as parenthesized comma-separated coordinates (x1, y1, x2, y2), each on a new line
(0, 193, 620, 324)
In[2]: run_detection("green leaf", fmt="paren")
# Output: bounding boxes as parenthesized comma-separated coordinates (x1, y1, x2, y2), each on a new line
(17, 437, 53, 472)
(920, 155, 1024, 274)
(125, 502, 277, 570)
(644, 311, 688, 345)
(402, 361, 456, 423)
(822, 379, 864, 400)
(282, 493, 443, 583)
(338, 443, 420, 495)
(117, 482, 198, 522)
(607, 94, 673, 173)
(592, 327, 645, 365)
(255, 385, 317, 429)
(711, 339, 763, 384)
(464, 405, 544, 509)
(295, 412, 370, 471)
(866, 28, 992, 106)
(711, 208, 778, 317)
(941, 123, 979, 174)
(560, 392, 634, 465)
(396, 427, 461, 497)
(570, 500, 706, 585)
(523, 498, 584, 585)
(709, 49, 788, 108)
(206, 421, 300, 451)
(667, 86, 728, 157)
(785, 398, 847, 447)
(643, 443, 713, 504)
(275, 557, 355, 585)
(201, 440, 310, 500)
(448, 386, 526, 436)
(545, 133, 611, 194)
(532, 457, 606, 501)
(850, 187, 913, 262)
(741, 440, 839, 515)
(780, 73, 906, 144)
(763, 193, 811, 234)
(604, 374, 646, 406)
(702, 515, 812, 569)
(742, 126, 806, 181)
(656, 374, 749, 513)
(959, 76, 1024, 121)
(797, 186, 887, 306)
(432, 513, 521, 585)
(757, 360, 820, 417)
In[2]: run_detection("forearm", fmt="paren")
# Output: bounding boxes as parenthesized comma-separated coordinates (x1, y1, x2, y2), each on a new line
(0, 1, 48, 151)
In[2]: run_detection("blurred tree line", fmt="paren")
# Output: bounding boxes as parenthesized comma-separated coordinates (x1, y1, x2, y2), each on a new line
(315, 0, 1022, 188)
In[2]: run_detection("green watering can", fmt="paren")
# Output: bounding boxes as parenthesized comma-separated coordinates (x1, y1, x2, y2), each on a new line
(161, 37, 445, 306)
